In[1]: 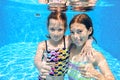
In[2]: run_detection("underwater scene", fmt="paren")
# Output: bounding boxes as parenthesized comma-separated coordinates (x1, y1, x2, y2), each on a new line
(0, 0, 120, 80)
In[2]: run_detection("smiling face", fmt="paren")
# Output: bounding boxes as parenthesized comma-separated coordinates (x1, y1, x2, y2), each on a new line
(70, 23, 92, 47)
(69, 14, 93, 47)
(48, 19, 65, 41)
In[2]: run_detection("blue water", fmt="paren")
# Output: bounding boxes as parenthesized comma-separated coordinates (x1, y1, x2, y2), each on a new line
(0, 42, 120, 80)
(0, 0, 120, 80)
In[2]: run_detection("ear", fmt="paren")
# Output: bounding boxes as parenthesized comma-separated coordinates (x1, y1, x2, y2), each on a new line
(88, 27, 92, 35)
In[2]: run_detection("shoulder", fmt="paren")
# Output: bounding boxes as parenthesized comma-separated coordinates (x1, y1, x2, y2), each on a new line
(92, 49, 106, 64)
(93, 49, 105, 59)
(37, 41, 46, 50)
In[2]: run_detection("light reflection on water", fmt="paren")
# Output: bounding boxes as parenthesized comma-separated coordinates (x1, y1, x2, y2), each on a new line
(0, 42, 120, 80)
(0, 0, 120, 80)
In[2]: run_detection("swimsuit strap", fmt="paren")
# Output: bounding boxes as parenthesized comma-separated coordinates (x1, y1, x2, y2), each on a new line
(45, 40, 48, 52)
(63, 36, 66, 49)
(45, 36, 66, 52)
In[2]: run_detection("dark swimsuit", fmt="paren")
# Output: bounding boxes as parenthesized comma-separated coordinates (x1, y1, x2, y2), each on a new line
(39, 37, 70, 80)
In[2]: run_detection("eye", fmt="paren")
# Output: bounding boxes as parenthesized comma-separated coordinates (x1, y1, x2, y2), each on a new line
(70, 31, 74, 34)
(58, 28, 63, 31)
(77, 30, 82, 34)
(50, 28, 55, 31)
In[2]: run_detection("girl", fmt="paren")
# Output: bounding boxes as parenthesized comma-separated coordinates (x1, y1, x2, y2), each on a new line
(68, 13, 115, 80)
(34, 12, 70, 80)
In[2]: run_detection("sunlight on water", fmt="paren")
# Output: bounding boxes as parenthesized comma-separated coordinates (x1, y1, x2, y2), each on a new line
(0, 42, 120, 80)
(0, 0, 120, 80)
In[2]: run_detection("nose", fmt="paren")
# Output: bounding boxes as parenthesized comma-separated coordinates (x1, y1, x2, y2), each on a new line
(54, 31, 58, 34)
(53, 31, 60, 36)
(73, 33, 79, 39)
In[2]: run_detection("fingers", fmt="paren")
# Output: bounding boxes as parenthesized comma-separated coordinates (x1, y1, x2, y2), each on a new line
(40, 75, 47, 79)
(41, 65, 51, 71)
(46, 62, 55, 66)
(41, 72, 49, 77)
(41, 61, 54, 71)
(79, 65, 87, 72)
(40, 68, 50, 79)
(79, 66, 91, 78)
(81, 42, 94, 57)
(80, 67, 89, 78)
(40, 68, 50, 73)
(79, 63, 95, 78)
(39, 61, 55, 79)
(81, 72, 92, 78)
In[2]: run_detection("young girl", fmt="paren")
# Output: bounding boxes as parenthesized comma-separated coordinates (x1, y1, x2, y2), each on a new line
(67, 13, 115, 80)
(34, 11, 71, 80)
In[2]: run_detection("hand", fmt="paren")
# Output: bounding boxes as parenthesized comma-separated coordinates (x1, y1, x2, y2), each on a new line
(81, 38, 96, 63)
(79, 63, 96, 78)
(81, 38, 93, 56)
(39, 61, 54, 79)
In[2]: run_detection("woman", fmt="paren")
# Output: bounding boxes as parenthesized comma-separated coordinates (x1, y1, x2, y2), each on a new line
(67, 13, 115, 80)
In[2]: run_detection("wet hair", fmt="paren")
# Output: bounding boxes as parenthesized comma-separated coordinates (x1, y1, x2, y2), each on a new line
(46, 11, 67, 38)
(47, 11, 67, 30)
(69, 13, 93, 38)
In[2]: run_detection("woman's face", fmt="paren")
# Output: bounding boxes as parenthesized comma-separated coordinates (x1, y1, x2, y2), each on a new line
(70, 23, 91, 47)
(48, 19, 65, 41)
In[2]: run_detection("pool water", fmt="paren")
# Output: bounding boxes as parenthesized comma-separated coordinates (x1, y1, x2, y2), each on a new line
(0, 0, 120, 80)
(0, 42, 120, 80)
(0, 43, 38, 80)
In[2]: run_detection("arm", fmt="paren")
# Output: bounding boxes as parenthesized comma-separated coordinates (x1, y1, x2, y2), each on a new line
(96, 53, 115, 80)
(80, 51, 115, 80)
(34, 42, 45, 72)
(80, 62, 105, 80)
(81, 38, 93, 56)
(34, 42, 51, 79)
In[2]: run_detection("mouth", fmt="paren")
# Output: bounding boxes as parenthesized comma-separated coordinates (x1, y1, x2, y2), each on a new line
(74, 38, 83, 44)
(54, 36, 59, 39)
(53, 36, 61, 40)
(78, 38, 83, 41)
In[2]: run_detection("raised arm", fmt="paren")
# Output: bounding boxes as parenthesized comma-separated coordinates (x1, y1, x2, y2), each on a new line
(34, 42, 45, 72)
(81, 38, 93, 56)
(34, 42, 51, 79)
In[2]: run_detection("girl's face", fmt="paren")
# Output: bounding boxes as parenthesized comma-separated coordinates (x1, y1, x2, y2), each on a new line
(48, 19, 65, 41)
(70, 23, 91, 47)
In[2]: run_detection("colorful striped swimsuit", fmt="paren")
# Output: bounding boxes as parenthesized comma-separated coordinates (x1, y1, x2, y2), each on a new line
(67, 60, 94, 80)
(45, 37, 70, 76)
